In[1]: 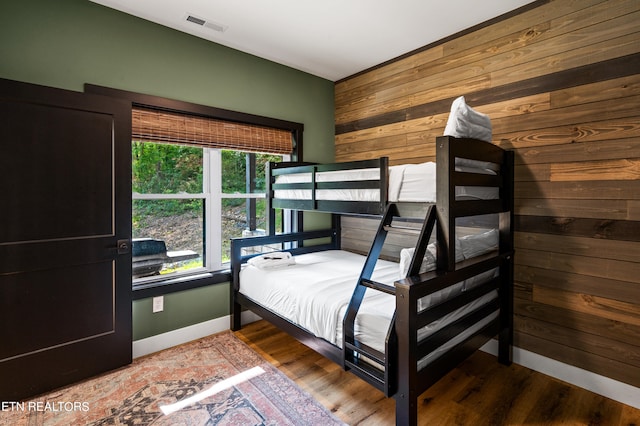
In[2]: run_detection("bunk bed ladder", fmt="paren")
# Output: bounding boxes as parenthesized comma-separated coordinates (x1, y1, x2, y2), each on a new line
(343, 203, 438, 395)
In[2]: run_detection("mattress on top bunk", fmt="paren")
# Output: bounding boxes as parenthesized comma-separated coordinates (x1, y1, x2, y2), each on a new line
(239, 228, 500, 370)
(273, 159, 499, 203)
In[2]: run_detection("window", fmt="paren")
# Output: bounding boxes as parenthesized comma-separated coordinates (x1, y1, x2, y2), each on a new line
(128, 106, 297, 286)
(132, 143, 287, 284)
(81, 86, 303, 295)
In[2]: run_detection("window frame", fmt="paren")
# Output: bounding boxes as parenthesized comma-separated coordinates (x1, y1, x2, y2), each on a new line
(84, 84, 304, 299)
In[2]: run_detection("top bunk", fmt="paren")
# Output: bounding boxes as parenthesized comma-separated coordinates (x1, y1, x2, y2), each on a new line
(267, 135, 512, 219)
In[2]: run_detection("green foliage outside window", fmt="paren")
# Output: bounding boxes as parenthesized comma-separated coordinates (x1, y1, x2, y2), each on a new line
(132, 141, 203, 224)
(132, 142, 282, 225)
(132, 141, 203, 194)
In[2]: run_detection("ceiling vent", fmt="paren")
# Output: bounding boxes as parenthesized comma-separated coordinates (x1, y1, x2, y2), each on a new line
(185, 14, 227, 33)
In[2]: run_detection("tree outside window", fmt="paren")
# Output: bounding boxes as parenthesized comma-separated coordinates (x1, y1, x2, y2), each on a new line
(132, 142, 284, 283)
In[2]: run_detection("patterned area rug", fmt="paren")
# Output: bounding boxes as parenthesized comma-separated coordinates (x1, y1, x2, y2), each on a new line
(4, 331, 345, 425)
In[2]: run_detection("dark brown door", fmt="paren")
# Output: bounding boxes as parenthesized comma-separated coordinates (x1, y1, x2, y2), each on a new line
(0, 78, 132, 400)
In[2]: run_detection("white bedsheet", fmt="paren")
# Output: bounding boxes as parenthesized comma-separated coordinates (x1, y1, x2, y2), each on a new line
(273, 161, 498, 203)
(240, 245, 499, 370)
(240, 250, 399, 347)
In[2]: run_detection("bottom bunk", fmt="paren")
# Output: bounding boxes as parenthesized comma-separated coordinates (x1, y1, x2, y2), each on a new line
(231, 208, 513, 425)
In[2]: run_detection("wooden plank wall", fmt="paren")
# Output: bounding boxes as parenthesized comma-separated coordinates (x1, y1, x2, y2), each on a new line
(334, 0, 640, 388)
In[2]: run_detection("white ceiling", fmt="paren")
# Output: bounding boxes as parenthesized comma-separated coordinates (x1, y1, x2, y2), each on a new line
(90, 0, 536, 81)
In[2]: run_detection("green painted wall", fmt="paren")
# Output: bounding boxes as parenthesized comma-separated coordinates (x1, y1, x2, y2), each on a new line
(132, 285, 230, 340)
(0, 0, 335, 340)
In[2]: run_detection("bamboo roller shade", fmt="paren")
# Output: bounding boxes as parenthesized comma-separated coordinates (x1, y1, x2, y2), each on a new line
(132, 107, 293, 154)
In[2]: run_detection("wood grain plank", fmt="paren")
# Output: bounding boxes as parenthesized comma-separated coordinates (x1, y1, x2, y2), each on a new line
(515, 232, 640, 263)
(515, 331, 640, 388)
(512, 136, 640, 164)
(334, 45, 443, 101)
(514, 281, 533, 301)
(443, 0, 607, 57)
(472, 94, 550, 120)
(516, 265, 639, 303)
(515, 215, 640, 241)
(515, 180, 640, 200)
(496, 117, 640, 151)
(551, 74, 640, 108)
(335, 133, 408, 157)
(335, 135, 438, 165)
(514, 298, 640, 347)
(493, 94, 640, 135)
(621, 405, 640, 425)
(515, 315, 640, 368)
(523, 380, 587, 423)
(337, 141, 435, 164)
(452, 361, 532, 425)
(629, 200, 640, 220)
(515, 198, 628, 220)
(514, 163, 550, 182)
(550, 158, 640, 181)
(533, 285, 640, 327)
(335, 115, 443, 146)
(489, 27, 640, 92)
(515, 247, 640, 283)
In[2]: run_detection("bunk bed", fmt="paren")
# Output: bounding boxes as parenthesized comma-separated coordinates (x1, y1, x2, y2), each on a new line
(230, 135, 514, 425)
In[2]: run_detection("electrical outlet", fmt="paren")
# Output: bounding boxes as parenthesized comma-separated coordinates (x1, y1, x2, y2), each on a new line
(152, 296, 164, 313)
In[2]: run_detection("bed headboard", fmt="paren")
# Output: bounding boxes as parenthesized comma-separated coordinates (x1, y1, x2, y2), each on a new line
(435, 135, 514, 271)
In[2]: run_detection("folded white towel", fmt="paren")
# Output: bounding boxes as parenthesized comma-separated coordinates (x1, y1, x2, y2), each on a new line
(247, 251, 296, 269)
(444, 96, 492, 142)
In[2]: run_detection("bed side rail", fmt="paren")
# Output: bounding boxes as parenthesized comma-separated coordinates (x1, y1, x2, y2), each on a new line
(230, 228, 339, 330)
(267, 157, 389, 216)
(230, 228, 338, 287)
(393, 251, 512, 424)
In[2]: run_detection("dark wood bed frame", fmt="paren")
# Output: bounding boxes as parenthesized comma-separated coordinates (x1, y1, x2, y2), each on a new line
(230, 135, 514, 425)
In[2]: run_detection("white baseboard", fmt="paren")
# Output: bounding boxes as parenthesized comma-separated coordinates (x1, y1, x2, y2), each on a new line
(480, 339, 640, 409)
(132, 311, 261, 359)
(133, 318, 638, 410)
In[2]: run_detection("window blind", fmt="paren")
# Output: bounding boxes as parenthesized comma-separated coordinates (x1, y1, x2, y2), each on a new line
(132, 107, 293, 154)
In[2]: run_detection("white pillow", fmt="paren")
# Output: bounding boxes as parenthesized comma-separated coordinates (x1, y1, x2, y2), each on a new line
(399, 239, 464, 278)
(459, 229, 499, 259)
(444, 96, 492, 142)
(455, 158, 499, 172)
(399, 246, 436, 278)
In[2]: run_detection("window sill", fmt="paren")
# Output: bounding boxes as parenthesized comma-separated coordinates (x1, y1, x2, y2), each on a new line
(132, 269, 231, 300)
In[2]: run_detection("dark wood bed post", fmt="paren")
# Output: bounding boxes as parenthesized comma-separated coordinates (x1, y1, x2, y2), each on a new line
(230, 239, 243, 331)
(266, 161, 276, 236)
(394, 281, 418, 426)
(435, 136, 456, 272)
(498, 149, 515, 365)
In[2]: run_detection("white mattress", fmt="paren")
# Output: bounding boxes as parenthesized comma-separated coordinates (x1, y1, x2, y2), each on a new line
(273, 160, 499, 203)
(239, 228, 500, 370)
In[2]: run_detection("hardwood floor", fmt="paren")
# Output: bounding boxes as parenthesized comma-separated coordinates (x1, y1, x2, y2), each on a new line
(235, 320, 640, 425)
